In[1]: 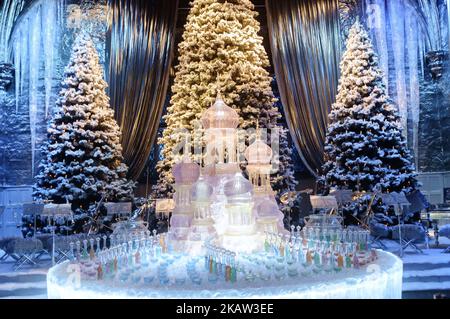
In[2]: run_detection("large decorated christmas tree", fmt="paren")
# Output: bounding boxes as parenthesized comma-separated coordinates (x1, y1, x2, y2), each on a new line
(156, 0, 297, 215)
(322, 22, 418, 195)
(33, 34, 134, 210)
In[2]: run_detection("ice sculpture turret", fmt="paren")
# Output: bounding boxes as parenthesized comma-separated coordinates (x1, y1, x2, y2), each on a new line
(245, 129, 287, 235)
(170, 156, 200, 242)
(245, 134, 274, 195)
(223, 173, 255, 233)
(189, 174, 216, 242)
(219, 173, 262, 252)
(201, 92, 240, 175)
(254, 199, 285, 233)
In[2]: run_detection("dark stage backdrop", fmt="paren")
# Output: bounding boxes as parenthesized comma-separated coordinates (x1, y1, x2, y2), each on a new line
(266, 0, 342, 177)
(107, 0, 179, 180)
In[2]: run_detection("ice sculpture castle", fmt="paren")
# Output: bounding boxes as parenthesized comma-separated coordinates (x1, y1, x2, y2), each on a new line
(168, 93, 286, 254)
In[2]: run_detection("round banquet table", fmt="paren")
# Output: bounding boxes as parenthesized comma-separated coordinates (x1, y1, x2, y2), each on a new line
(47, 250, 402, 299)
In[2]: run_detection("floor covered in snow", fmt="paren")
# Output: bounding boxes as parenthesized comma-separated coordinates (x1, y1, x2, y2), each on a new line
(0, 258, 49, 299)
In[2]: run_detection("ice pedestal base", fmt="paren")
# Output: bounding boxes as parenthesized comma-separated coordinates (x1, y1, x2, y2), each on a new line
(47, 250, 402, 299)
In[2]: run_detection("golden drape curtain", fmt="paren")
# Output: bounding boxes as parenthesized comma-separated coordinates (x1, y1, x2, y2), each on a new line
(266, 0, 342, 177)
(107, 0, 178, 180)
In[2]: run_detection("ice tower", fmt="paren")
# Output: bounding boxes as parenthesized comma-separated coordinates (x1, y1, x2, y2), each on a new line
(245, 132, 274, 195)
(189, 174, 216, 242)
(201, 92, 240, 175)
(246, 132, 287, 234)
(170, 156, 200, 249)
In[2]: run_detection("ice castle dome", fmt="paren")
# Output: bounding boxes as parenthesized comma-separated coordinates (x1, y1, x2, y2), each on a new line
(223, 173, 253, 198)
(191, 177, 214, 201)
(172, 156, 200, 185)
(201, 92, 240, 129)
(245, 138, 273, 165)
(256, 199, 281, 218)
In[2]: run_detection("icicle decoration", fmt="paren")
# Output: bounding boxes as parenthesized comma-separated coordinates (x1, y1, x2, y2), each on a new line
(418, 31, 425, 77)
(447, 0, 450, 49)
(405, 8, 420, 167)
(387, 0, 408, 135)
(19, 25, 27, 96)
(419, 0, 443, 51)
(60, 0, 65, 29)
(9, 0, 63, 177)
(366, 0, 389, 90)
(364, 0, 449, 163)
(29, 7, 41, 177)
(43, 0, 56, 118)
(14, 37, 20, 111)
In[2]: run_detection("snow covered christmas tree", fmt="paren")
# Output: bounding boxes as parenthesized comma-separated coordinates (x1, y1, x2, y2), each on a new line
(322, 22, 418, 194)
(33, 34, 134, 209)
(156, 0, 297, 214)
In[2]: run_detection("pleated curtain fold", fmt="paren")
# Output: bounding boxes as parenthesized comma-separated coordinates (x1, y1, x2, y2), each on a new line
(265, 0, 342, 177)
(107, 0, 179, 180)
